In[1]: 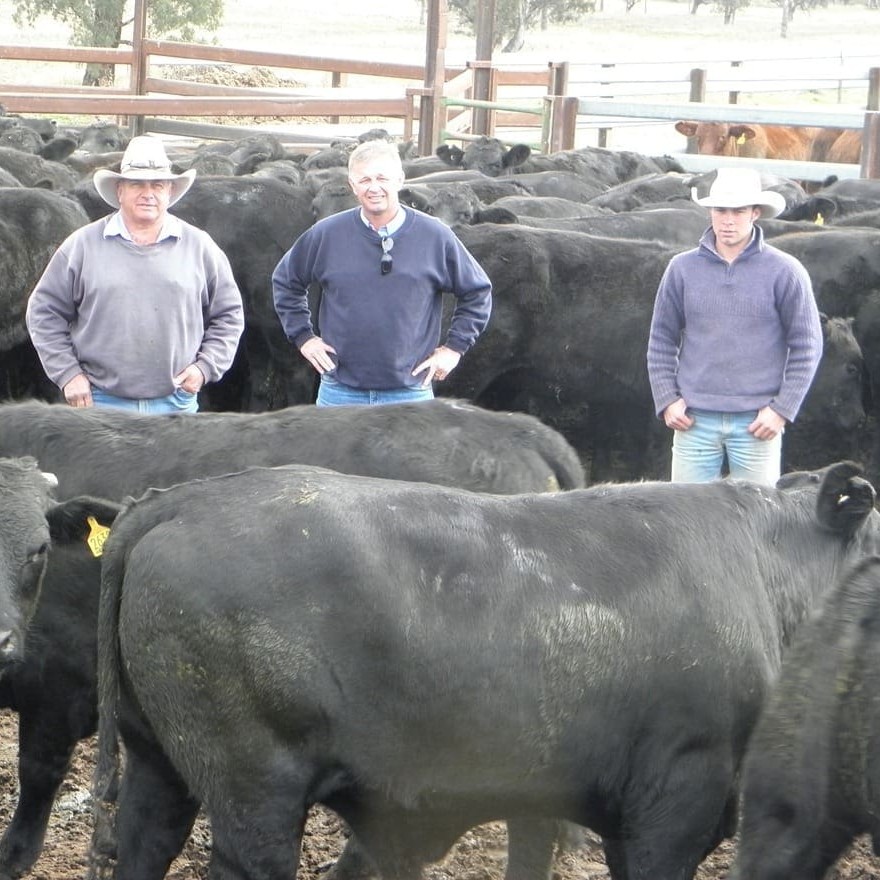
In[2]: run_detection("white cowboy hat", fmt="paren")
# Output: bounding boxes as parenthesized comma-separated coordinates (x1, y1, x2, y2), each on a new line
(691, 167, 786, 219)
(93, 135, 196, 208)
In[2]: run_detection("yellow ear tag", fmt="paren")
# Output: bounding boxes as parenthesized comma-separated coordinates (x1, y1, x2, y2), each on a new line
(86, 516, 111, 558)
(815, 212, 825, 225)
(736, 133, 747, 145)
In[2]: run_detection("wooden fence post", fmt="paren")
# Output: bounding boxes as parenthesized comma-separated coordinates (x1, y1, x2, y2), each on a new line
(685, 68, 707, 154)
(548, 61, 569, 96)
(419, 0, 447, 156)
(471, 0, 495, 136)
(860, 110, 880, 179)
(130, 0, 148, 135)
(868, 67, 880, 112)
(547, 95, 577, 152)
(728, 60, 741, 104)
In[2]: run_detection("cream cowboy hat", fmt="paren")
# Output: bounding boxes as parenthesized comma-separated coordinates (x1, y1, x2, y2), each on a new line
(691, 167, 786, 219)
(93, 135, 196, 208)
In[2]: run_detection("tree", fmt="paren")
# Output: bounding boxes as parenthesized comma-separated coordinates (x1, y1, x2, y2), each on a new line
(445, 0, 595, 52)
(12, 0, 223, 85)
(771, 0, 829, 37)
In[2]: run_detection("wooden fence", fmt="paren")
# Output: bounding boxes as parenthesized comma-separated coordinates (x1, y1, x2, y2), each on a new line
(2, 36, 880, 176)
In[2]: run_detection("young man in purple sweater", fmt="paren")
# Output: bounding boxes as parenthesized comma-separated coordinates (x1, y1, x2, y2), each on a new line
(272, 140, 492, 406)
(647, 167, 822, 485)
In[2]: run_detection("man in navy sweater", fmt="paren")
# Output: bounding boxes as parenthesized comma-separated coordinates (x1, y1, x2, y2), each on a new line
(272, 140, 492, 406)
(647, 167, 822, 485)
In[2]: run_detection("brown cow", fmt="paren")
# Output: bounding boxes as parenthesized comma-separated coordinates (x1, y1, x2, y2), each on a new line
(675, 121, 819, 160)
(810, 128, 862, 164)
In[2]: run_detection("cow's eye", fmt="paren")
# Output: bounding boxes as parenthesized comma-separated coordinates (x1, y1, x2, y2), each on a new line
(26, 543, 49, 566)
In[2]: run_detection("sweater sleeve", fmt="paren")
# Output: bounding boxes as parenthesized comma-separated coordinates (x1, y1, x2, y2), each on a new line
(646, 258, 686, 418)
(768, 258, 823, 422)
(272, 233, 317, 350)
(25, 240, 86, 390)
(443, 237, 492, 355)
(194, 242, 245, 384)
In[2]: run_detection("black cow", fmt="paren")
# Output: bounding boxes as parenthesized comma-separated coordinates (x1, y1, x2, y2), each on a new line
(733, 554, 880, 880)
(0, 189, 89, 401)
(0, 122, 78, 162)
(784, 314, 867, 472)
(489, 194, 608, 218)
(398, 182, 518, 226)
(91, 461, 878, 880)
(0, 457, 118, 669)
(0, 398, 584, 879)
(0, 399, 585, 499)
(771, 228, 880, 479)
(0, 145, 78, 189)
(432, 137, 681, 187)
(515, 204, 710, 247)
(779, 177, 880, 222)
(0, 499, 122, 878)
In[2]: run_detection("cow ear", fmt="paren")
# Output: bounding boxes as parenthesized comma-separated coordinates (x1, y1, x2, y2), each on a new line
(502, 144, 531, 169)
(436, 144, 464, 167)
(399, 187, 431, 213)
(730, 125, 757, 141)
(815, 462, 876, 538)
(475, 207, 519, 225)
(675, 121, 698, 137)
(46, 497, 123, 544)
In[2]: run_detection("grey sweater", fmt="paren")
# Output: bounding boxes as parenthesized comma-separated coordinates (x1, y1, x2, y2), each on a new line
(647, 226, 822, 423)
(26, 215, 244, 399)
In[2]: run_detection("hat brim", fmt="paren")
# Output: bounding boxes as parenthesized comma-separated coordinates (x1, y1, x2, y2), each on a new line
(93, 167, 196, 209)
(692, 187, 786, 220)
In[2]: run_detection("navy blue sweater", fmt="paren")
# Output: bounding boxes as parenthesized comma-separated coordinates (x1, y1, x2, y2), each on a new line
(273, 208, 492, 390)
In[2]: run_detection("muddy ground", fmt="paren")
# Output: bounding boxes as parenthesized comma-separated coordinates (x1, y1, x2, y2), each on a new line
(1, 709, 878, 880)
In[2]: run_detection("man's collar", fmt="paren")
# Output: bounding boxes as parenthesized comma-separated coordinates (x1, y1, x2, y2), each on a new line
(104, 212, 183, 242)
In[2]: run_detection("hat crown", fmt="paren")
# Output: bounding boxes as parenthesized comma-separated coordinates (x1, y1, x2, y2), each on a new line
(119, 136, 173, 175)
(705, 167, 764, 204)
(692, 166, 786, 218)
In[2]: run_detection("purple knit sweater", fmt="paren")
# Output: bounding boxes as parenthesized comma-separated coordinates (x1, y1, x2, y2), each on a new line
(647, 226, 822, 423)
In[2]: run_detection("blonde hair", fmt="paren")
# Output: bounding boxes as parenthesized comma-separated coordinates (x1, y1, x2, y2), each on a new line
(348, 140, 403, 176)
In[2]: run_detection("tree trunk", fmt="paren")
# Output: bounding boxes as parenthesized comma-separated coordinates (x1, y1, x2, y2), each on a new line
(81, 0, 124, 86)
(501, 0, 527, 52)
(780, 0, 791, 37)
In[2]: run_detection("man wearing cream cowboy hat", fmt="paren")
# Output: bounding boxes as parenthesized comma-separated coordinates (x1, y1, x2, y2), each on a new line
(26, 135, 244, 412)
(646, 166, 822, 484)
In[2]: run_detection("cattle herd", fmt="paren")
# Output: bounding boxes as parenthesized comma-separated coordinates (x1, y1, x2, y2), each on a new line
(2, 109, 880, 879)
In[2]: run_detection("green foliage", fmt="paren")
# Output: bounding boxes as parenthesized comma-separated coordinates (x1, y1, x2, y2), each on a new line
(11, 0, 223, 47)
(446, 0, 595, 49)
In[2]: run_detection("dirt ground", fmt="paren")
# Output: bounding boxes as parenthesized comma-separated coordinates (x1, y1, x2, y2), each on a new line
(1, 709, 878, 880)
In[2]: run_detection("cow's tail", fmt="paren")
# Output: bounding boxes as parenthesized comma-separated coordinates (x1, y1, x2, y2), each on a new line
(536, 428, 587, 491)
(88, 516, 129, 880)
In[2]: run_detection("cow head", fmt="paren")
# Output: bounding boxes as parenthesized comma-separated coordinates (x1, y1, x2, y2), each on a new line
(0, 456, 122, 668)
(675, 121, 757, 156)
(798, 314, 867, 433)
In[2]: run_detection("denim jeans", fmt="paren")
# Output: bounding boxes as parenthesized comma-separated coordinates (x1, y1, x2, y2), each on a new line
(316, 374, 434, 407)
(91, 387, 199, 414)
(671, 409, 783, 486)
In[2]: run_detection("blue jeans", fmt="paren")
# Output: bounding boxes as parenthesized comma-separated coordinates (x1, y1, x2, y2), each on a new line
(316, 374, 434, 407)
(671, 409, 783, 486)
(91, 387, 199, 414)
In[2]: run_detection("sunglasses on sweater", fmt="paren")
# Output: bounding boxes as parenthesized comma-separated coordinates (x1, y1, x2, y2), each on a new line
(380, 235, 394, 275)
